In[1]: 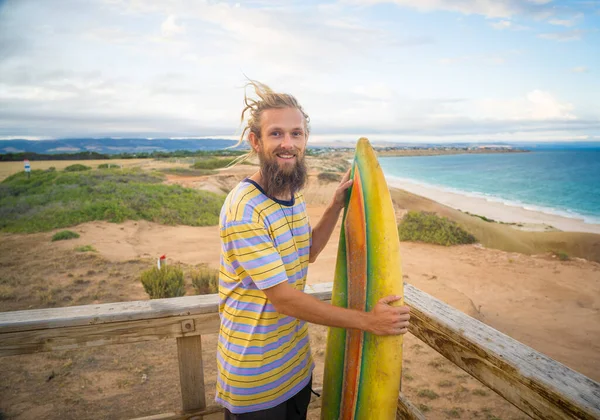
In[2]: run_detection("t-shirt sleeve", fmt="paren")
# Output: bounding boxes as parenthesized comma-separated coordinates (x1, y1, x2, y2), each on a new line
(221, 221, 288, 290)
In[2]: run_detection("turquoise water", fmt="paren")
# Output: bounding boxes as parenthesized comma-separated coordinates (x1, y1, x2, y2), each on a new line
(379, 149, 600, 224)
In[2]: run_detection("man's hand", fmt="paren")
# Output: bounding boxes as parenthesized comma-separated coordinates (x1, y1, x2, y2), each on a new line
(366, 295, 410, 336)
(332, 169, 353, 211)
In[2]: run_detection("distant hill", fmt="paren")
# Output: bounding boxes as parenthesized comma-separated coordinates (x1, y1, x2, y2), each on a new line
(0, 138, 241, 155)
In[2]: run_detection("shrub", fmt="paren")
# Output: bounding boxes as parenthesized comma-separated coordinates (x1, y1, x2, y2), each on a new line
(75, 245, 97, 252)
(47, 167, 56, 172)
(417, 389, 439, 400)
(158, 167, 216, 177)
(51, 230, 80, 241)
(317, 172, 342, 183)
(98, 163, 120, 169)
(191, 266, 219, 295)
(191, 157, 235, 170)
(398, 211, 477, 246)
(141, 265, 185, 299)
(64, 164, 91, 172)
(554, 251, 570, 261)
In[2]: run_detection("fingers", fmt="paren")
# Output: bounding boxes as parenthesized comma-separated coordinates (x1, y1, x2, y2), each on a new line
(341, 168, 351, 183)
(378, 295, 402, 305)
(339, 170, 353, 190)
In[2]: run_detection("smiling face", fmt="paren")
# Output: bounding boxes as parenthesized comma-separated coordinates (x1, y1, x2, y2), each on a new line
(249, 107, 309, 199)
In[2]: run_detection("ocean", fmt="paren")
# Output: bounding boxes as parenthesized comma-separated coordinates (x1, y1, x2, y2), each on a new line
(379, 148, 600, 225)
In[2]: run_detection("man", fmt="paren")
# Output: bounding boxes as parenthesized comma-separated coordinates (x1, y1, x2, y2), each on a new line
(216, 81, 410, 419)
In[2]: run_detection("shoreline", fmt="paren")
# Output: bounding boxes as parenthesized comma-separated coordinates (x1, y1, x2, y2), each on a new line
(386, 177, 600, 234)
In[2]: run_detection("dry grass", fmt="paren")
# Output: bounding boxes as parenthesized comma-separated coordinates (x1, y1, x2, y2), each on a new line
(0, 159, 148, 181)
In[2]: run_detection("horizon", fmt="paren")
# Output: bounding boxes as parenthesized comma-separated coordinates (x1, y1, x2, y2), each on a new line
(1, 0, 599, 143)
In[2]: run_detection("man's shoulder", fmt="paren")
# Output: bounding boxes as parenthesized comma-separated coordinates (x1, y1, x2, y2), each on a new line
(223, 181, 273, 225)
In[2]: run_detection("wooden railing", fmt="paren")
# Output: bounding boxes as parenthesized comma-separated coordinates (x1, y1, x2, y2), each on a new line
(1, 283, 598, 419)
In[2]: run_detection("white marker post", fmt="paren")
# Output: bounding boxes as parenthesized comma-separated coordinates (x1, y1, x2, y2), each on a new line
(157, 254, 166, 270)
(24, 159, 31, 179)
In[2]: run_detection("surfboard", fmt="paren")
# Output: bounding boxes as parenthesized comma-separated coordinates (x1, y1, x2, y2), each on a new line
(321, 137, 404, 420)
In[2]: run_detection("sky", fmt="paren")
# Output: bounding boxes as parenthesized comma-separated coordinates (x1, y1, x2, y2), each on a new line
(1, 0, 599, 143)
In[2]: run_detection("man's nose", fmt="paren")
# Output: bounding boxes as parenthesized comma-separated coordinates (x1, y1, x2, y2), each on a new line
(280, 132, 294, 149)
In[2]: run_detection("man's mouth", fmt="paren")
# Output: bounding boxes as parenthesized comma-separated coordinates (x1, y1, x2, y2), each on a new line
(276, 152, 296, 160)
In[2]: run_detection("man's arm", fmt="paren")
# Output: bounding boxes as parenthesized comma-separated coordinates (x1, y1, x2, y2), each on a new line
(309, 169, 353, 263)
(262, 281, 410, 336)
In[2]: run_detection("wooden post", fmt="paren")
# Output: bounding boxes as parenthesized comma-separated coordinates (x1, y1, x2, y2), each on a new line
(176, 319, 206, 417)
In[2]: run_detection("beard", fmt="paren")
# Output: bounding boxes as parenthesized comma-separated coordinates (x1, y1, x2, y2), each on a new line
(257, 147, 308, 199)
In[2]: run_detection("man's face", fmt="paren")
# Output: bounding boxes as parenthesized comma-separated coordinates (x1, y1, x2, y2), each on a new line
(255, 107, 308, 171)
(250, 107, 309, 197)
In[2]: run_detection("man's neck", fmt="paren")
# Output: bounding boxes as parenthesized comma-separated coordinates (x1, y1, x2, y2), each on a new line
(249, 171, 292, 201)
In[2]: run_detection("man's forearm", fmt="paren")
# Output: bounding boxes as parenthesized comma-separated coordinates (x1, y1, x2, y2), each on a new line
(268, 284, 371, 331)
(309, 201, 343, 262)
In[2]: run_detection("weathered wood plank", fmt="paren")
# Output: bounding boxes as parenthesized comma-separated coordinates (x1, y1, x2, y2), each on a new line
(0, 314, 220, 356)
(0, 284, 333, 334)
(0, 294, 220, 333)
(407, 284, 600, 420)
(396, 393, 425, 420)
(177, 335, 206, 413)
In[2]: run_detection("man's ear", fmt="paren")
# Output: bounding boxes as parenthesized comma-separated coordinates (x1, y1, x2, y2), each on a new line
(248, 132, 261, 153)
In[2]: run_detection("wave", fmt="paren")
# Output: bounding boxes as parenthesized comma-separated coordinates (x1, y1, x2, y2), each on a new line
(385, 174, 600, 226)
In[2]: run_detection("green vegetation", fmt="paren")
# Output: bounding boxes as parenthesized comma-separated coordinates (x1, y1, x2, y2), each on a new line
(140, 265, 185, 299)
(51, 230, 80, 241)
(398, 211, 477, 246)
(64, 164, 91, 172)
(97, 163, 120, 169)
(0, 149, 246, 162)
(472, 388, 489, 396)
(317, 172, 342, 182)
(75, 245, 97, 252)
(191, 157, 235, 170)
(0, 285, 16, 301)
(191, 266, 219, 295)
(157, 167, 216, 177)
(553, 251, 570, 261)
(0, 169, 225, 233)
(444, 408, 464, 418)
(417, 404, 431, 413)
(463, 210, 497, 223)
(438, 380, 454, 388)
(417, 389, 439, 400)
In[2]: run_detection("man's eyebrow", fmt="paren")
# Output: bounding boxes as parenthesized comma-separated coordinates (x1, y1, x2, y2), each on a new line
(265, 126, 305, 131)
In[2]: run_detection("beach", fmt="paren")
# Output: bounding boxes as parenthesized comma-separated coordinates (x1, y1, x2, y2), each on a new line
(387, 177, 600, 234)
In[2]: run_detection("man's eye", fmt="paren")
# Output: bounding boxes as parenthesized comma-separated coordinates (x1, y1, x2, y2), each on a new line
(270, 131, 281, 137)
(293, 131, 303, 137)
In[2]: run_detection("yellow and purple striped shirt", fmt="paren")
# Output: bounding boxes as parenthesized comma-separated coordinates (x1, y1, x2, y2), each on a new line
(215, 179, 314, 414)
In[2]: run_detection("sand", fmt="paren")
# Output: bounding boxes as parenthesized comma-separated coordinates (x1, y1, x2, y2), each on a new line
(387, 177, 600, 234)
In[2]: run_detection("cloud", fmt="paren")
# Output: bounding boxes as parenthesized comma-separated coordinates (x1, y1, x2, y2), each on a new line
(538, 29, 584, 41)
(0, 0, 597, 143)
(549, 18, 576, 26)
(345, 0, 557, 19)
(548, 13, 583, 27)
(474, 90, 576, 121)
(489, 19, 529, 30)
(571, 66, 589, 73)
(161, 15, 184, 37)
(439, 54, 507, 65)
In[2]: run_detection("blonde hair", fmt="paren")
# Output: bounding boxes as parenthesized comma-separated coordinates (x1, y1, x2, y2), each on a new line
(229, 80, 310, 164)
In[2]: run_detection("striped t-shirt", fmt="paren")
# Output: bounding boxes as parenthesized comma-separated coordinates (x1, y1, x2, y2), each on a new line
(215, 179, 314, 414)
